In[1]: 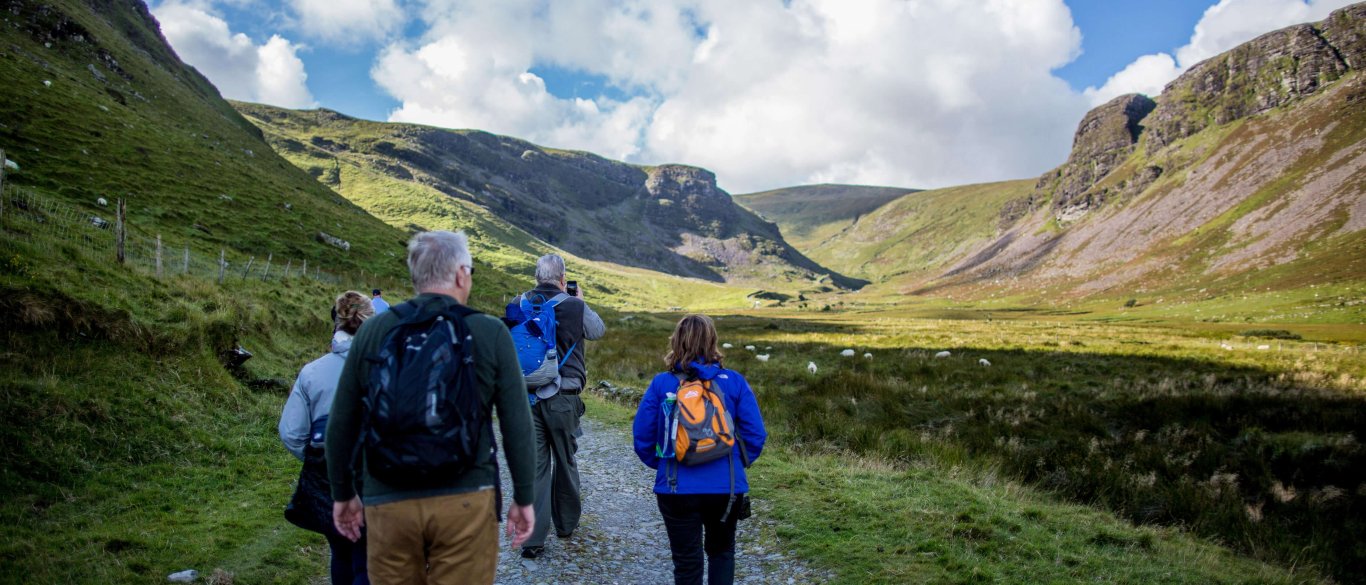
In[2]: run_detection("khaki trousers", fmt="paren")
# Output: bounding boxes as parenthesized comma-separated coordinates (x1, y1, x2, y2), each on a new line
(365, 490, 498, 585)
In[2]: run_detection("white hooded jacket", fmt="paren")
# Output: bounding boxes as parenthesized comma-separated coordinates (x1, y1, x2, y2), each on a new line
(278, 331, 353, 461)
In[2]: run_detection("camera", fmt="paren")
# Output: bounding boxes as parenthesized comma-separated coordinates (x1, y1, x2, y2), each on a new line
(566, 280, 579, 296)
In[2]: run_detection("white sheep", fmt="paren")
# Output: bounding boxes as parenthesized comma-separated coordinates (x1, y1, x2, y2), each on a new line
(3, 159, 18, 171)
(745, 345, 756, 351)
(840, 349, 856, 357)
(756, 354, 770, 362)
(807, 361, 818, 374)
(765, 346, 772, 350)
(863, 352, 873, 359)
(934, 351, 951, 359)
(1220, 343, 1233, 350)
(722, 343, 734, 349)
(979, 358, 991, 367)
(42, 80, 51, 88)
(1257, 344, 1270, 350)
(96, 197, 108, 207)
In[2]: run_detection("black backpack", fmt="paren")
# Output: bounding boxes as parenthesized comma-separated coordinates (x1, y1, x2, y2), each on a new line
(362, 300, 486, 488)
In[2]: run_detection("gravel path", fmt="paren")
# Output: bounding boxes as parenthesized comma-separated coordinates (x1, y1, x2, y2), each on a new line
(494, 418, 826, 585)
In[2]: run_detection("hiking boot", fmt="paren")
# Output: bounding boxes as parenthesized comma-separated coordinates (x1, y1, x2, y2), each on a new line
(520, 546, 545, 559)
(556, 530, 574, 539)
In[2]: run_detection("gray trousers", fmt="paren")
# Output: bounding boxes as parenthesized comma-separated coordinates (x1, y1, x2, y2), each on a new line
(525, 392, 585, 548)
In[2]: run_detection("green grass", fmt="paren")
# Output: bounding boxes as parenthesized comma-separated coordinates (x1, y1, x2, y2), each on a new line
(0, 221, 523, 583)
(584, 312, 1362, 583)
(584, 395, 1313, 584)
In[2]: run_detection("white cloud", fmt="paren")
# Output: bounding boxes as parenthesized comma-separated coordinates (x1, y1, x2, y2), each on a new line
(1083, 53, 1180, 106)
(1086, 0, 1355, 105)
(154, 0, 315, 108)
(285, 0, 404, 43)
(373, 0, 1090, 193)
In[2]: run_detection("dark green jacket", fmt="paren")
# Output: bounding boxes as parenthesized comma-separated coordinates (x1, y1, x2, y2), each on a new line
(325, 293, 536, 506)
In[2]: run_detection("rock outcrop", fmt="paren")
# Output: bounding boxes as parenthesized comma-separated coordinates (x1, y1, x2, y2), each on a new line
(1021, 3, 1364, 223)
(1032, 93, 1155, 219)
(644, 165, 742, 239)
(1145, 4, 1362, 152)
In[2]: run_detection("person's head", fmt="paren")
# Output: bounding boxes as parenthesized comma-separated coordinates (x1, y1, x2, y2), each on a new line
(333, 290, 374, 334)
(407, 230, 474, 302)
(535, 254, 567, 289)
(664, 314, 724, 372)
(372, 288, 382, 298)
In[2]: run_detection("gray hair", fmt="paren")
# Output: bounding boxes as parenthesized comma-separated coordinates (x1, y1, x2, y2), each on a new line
(535, 254, 566, 285)
(407, 231, 473, 291)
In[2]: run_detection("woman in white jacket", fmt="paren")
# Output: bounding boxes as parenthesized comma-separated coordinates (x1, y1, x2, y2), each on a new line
(279, 291, 374, 585)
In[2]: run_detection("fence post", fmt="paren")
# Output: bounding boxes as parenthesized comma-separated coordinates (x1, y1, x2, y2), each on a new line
(262, 253, 272, 281)
(0, 147, 6, 222)
(155, 234, 163, 278)
(116, 198, 126, 264)
(302, 259, 307, 280)
(218, 249, 226, 284)
(183, 245, 189, 274)
(242, 255, 255, 279)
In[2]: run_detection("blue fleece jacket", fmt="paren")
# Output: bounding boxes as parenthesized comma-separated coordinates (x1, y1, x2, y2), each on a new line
(632, 361, 768, 494)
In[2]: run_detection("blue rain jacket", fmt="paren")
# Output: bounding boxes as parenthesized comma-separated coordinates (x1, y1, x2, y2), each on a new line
(632, 361, 768, 494)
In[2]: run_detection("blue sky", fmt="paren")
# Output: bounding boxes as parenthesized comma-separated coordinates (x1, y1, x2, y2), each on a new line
(151, 0, 1355, 192)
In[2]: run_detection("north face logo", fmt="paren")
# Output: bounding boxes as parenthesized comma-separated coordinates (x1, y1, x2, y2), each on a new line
(684, 390, 700, 399)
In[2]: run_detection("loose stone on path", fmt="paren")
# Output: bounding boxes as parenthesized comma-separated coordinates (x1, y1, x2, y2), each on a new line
(495, 418, 826, 585)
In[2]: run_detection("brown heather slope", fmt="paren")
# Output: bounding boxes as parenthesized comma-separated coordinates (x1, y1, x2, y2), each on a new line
(936, 4, 1366, 301)
(771, 4, 1365, 305)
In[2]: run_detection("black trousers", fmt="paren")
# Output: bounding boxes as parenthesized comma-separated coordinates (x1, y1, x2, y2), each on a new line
(324, 533, 369, 585)
(656, 493, 739, 585)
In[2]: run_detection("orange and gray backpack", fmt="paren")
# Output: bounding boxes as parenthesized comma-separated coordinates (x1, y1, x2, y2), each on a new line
(671, 375, 738, 466)
(665, 372, 751, 520)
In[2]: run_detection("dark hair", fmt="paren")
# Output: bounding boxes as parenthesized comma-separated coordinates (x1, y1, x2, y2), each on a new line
(664, 314, 724, 372)
(334, 290, 374, 335)
(372, 288, 382, 296)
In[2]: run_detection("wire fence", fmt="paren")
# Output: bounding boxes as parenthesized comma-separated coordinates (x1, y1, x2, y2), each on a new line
(0, 184, 407, 293)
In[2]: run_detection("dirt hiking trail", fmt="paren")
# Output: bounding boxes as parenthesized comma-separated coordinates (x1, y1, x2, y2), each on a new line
(495, 418, 827, 585)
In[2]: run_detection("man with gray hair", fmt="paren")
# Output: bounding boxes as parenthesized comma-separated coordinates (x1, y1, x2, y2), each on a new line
(512, 253, 606, 559)
(326, 230, 537, 584)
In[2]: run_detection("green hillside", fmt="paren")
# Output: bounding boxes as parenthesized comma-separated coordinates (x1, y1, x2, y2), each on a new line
(0, 1, 527, 580)
(732, 184, 916, 250)
(0, 0, 421, 281)
(805, 180, 1034, 284)
(229, 103, 785, 311)
(232, 103, 860, 290)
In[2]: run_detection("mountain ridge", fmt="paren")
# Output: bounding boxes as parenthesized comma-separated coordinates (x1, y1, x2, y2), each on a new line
(235, 102, 865, 290)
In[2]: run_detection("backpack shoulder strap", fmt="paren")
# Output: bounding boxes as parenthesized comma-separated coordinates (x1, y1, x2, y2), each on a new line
(389, 300, 421, 323)
(544, 292, 571, 308)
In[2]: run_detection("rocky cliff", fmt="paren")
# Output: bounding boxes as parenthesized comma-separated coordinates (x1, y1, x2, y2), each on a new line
(942, 3, 1366, 299)
(1013, 4, 1365, 228)
(1028, 93, 1157, 221)
(1145, 6, 1363, 152)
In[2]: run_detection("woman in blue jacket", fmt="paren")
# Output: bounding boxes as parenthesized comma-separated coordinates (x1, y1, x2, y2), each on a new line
(633, 314, 768, 585)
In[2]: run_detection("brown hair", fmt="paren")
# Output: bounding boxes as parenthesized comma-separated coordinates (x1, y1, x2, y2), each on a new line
(334, 290, 374, 335)
(663, 314, 724, 372)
